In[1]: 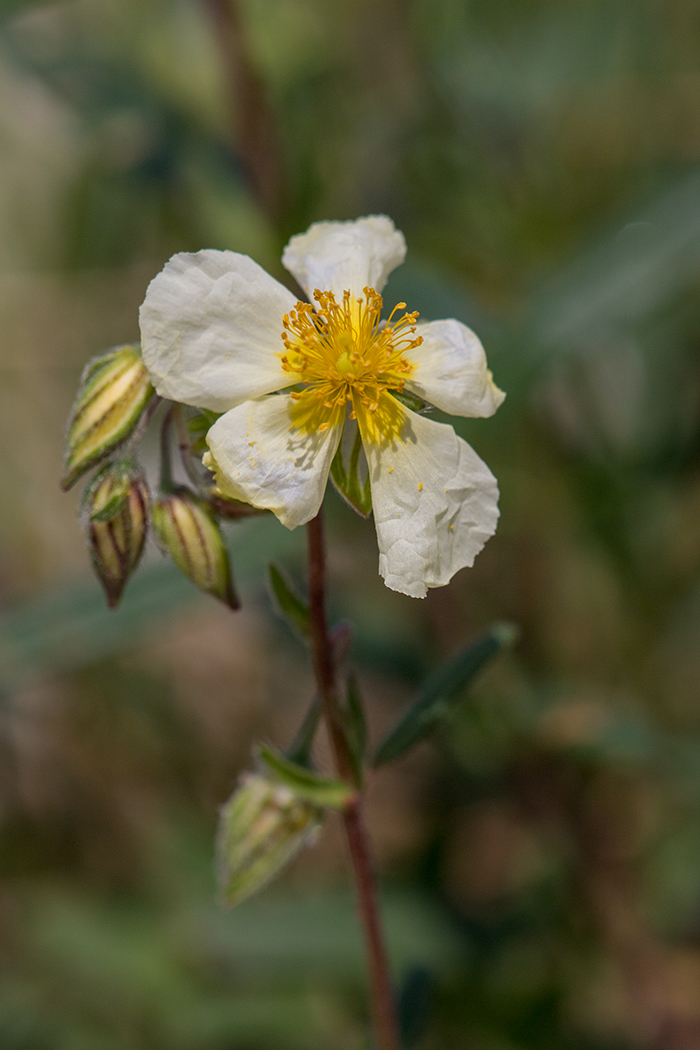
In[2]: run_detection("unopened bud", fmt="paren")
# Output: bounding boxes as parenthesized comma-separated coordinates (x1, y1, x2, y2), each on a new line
(152, 487, 239, 609)
(216, 772, 322, 907)
(83, 462, 149, 608)
(62, 345, 154, 490)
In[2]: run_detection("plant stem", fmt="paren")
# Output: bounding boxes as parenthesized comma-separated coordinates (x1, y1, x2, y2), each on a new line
(159, 404, 175, 493)
(172, 403, 206, 492)
(306, 511, 401, 1050)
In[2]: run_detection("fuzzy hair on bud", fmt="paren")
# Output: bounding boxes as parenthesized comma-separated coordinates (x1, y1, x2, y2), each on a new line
(62, 345, 155, 490)
(82, 462, 149, 608)
(152, 487, 239, 609)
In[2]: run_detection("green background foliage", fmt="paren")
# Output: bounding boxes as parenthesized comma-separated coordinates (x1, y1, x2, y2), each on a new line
(2, 0, 700, 1046)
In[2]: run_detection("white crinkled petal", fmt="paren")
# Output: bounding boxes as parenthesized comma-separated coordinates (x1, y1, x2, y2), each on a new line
(405, 319, 505, 418)
(282, 216, 406, 300)
(139, 250, 297, 413)
(363, 405, 500, 597)
(205, 395, 342, 529)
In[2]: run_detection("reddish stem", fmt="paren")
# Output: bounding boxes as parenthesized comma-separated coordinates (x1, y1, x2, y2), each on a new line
(306, 511, 401, 1050)
(343, 799, 402, 1050)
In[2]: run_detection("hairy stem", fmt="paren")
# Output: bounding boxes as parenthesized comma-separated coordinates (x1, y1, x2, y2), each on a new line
(306, 511, 401, 1050)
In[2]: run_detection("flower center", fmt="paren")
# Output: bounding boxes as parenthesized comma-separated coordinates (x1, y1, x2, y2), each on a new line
(279, 287, 422, 438)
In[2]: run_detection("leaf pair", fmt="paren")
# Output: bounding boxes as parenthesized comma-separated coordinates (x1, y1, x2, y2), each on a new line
(268, 564, 311, 640)
(269, 563, 517, 771)
(268, 565, 367, 782)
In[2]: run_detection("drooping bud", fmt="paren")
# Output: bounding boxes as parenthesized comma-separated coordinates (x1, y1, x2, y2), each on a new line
(216, 771, 322, 908)
(62, 345, 155, 490)
(82, 461, 149, 608)
(152, 487, 239, 609)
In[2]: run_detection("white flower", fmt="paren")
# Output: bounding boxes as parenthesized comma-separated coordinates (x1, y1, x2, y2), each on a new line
(139, 216, 505, 598)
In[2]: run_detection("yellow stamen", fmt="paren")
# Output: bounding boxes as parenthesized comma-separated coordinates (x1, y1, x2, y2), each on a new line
(279, 286, 422, 441)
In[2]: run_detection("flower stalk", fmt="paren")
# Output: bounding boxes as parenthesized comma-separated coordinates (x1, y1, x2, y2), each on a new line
(306, 511, 401, 1050)
(155, 404, 239, 609)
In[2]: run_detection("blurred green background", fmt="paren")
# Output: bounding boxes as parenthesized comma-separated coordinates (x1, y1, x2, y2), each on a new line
(3, 0, 700, 1047)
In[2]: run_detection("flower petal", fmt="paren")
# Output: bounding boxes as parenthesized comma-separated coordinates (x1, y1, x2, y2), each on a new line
(405, 319, 505, 418)
(282, 216, 406, 300)
(360, 402, 499, 597)
(205, 396, 342, 529)
(139, 250, 297, 413)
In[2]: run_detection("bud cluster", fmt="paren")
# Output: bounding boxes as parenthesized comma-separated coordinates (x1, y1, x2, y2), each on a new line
(62, 345, 247, 611)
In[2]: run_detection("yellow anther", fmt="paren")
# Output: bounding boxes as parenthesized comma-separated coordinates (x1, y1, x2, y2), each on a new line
(281, 286, 421, 439)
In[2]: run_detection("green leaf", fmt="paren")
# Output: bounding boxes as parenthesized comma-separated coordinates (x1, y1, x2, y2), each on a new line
(267, 564, 310, 639)
(258, 745, 354, 809)
(285, 697, 322, 768)
(390, 389, 428, 413)
(330, 422, 371, 517)
(187, 408, 223, 455)
(339, 673, 367, 787)
(372, 623, 518, 768)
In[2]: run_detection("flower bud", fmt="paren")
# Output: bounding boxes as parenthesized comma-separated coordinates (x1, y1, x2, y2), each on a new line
(216, 772, 322, 907)
(152, 487, 239, 609)
(62, 345, 155, 491)
(83, 462, 149, 608)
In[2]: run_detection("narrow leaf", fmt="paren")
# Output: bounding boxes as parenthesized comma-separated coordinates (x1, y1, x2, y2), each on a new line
(373, 623, 518, 768)
(285, 696, 321, 767)
(339, 672, 367, 787)
(188, 408, 222, 455)
(268, 564, 310, 639)
(258, 744, 354, 809)
(390, 389, 428, 413)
